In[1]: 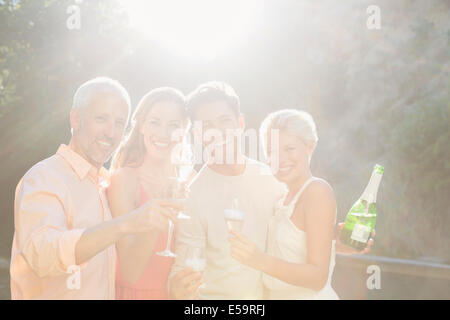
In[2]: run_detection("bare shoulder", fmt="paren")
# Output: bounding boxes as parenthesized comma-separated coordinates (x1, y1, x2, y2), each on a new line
(306, 178, 335, 198)
(303, 178, 336, 219)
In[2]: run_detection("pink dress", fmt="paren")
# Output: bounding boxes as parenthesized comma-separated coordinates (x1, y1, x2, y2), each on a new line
(115, 184, 174, 299)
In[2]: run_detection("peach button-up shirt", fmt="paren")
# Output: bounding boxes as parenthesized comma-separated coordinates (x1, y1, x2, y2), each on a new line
(10, 144, 116, 299)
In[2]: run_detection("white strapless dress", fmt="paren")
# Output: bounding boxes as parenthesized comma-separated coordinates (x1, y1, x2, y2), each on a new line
(263, 177, 339, 300)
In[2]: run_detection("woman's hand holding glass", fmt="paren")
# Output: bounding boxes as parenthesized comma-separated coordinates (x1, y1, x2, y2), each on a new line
(170, 268, 203, 300)
(185, 246, 206, 289)
(228, 231, 268, 271)
(155, 177, 190, 257)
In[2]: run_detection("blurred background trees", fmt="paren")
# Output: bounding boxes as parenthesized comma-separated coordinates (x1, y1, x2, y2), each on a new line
(0, 0, 449, 297)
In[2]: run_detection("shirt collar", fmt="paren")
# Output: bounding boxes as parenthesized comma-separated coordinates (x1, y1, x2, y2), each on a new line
(57, 144, 110, 186)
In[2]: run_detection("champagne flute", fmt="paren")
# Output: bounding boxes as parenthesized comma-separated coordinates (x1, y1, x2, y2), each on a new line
(224, 198, 245, 233)
(174, 145, 195, 182)
(185, 246, 206, 289)
(157, 219, 176, 258)
(167, 177, 191, 220)
(173, 146, 195, 220)
(156, 179, 181, 258)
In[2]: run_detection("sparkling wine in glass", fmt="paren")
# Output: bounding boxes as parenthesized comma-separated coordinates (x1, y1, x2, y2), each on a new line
(173, 148, 195, 220)
(185, 246, 206, 289)
(173, 144, 195, 182)
(156, 179, 183, 258)
(167, 177, 191, 220)
(176, 161, 194, 183)
(224, 198, 245, 233)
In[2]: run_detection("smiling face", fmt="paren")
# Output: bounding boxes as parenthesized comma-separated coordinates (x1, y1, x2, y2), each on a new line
(140, 100, 186, 161)
(192, 100, 243, 150)
(71, 92, 129, 169)
(267, 129, 315, 184)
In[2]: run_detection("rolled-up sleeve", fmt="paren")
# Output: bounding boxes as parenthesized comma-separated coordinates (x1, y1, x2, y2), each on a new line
(15, 171, 87, 278)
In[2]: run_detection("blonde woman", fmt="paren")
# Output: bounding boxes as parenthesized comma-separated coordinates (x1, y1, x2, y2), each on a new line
(229, 109, 339, 299)
(107, 88, 201, 299)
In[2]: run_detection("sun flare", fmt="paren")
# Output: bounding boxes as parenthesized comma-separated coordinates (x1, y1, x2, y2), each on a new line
(120, 0, 261, 59)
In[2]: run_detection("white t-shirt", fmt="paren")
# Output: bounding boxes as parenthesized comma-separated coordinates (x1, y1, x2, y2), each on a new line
(170, 157, 286, 299)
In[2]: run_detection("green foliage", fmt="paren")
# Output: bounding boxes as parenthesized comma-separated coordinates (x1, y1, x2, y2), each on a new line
(0, 0, 129, 255)
(318, 0, 450, 261)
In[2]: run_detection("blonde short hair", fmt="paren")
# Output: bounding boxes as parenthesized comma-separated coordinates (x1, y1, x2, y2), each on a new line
(259, 109, 318, 157)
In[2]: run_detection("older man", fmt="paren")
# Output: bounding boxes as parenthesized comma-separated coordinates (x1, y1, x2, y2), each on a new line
(10, 77, 178, 299)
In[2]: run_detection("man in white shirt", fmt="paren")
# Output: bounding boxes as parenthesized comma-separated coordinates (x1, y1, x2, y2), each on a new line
(169, 82, 286, 299)
(169, 81, 373, 299)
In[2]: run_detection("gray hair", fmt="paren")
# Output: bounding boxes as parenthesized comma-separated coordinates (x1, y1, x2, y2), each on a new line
(260, 109, 318, 157)
(72, 77, 131, 113)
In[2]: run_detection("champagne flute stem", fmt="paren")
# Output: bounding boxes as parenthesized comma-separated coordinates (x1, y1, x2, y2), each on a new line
(166, 220, 174, 252)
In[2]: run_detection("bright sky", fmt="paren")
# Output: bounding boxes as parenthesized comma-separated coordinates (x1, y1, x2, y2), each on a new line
(120, 0, 262, 60)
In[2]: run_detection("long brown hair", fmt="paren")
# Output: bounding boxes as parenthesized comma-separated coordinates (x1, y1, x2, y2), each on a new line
(110, 87, 187, 171)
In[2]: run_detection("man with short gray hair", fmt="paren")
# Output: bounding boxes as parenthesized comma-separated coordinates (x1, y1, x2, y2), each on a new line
(10, 77, 179, 299)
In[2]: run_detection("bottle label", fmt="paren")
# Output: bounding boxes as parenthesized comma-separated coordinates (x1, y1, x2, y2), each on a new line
(351, 223, 371, 243)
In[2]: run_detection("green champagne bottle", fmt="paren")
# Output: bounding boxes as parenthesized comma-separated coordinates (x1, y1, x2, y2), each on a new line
(340, 164, 384, 250)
